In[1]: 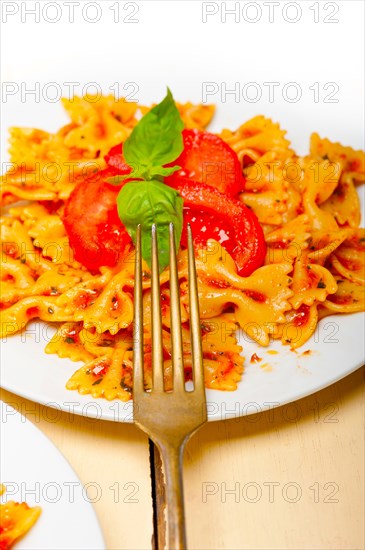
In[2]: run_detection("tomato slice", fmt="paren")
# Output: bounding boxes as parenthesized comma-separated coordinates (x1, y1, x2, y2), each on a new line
(166, 129, 244, 196)
(104, 143, 132, 175)
(181, 206, 234, 250)
(65, 141, 263, 275)
(172, 180, 266, 277)
(63, 170, 131, 271)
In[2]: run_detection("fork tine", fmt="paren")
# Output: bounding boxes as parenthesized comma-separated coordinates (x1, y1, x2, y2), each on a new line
(187, 224, 205, 394)
(169, 223, 185, 393)
(133, 224, 144, 394)
(151, 224, 164, 392)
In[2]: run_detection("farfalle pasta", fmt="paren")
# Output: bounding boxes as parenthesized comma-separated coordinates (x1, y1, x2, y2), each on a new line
(1, 96, 364, 401)
(0, 485, 41, 550)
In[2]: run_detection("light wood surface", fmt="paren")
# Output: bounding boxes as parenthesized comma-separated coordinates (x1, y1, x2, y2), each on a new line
(1, 366, 364, 550)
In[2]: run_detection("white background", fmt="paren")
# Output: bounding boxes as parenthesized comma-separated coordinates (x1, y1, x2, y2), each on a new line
(1, 0, 364, 159)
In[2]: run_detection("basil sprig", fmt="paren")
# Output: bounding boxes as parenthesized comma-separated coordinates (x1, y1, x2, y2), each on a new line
(112, 88, 184, 271)
(117, 180, 183, 270)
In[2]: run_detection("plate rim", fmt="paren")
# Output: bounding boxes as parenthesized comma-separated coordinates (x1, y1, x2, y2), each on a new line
(1, 355, 364, 423)
(0, 401, 107, 549)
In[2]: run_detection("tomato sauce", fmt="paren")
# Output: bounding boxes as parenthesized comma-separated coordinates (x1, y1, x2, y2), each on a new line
(26, 307, 39, 318)
(74, 290, 97, 310)
(91, 360, 109, 377)
(328, 294, 353, 305)
(207, 278, 231, 289)
(243, 289, 266, 303)
(293, 304, 310, 327)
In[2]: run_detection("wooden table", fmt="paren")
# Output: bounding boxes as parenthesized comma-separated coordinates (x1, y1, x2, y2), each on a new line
(1, 366, 364, 550)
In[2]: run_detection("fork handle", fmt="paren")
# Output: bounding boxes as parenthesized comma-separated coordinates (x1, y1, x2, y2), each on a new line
(159, 442, 187, 549)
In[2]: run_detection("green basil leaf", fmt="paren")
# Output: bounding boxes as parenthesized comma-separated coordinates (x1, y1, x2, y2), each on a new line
(123, 88, 184, 173)
(148, 165, 181, 178)
(117, 179, 183, 272)
(106, 175, 129, 186)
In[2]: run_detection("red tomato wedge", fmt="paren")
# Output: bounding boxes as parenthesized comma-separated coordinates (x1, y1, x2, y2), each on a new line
(171, 180, 266, 277)
(62, 170, 131, 271)
(181, 206, 234, 249)
(64, 140, 263, 276)
(104, 143, 132, 175)
(166, 129, 244, 196)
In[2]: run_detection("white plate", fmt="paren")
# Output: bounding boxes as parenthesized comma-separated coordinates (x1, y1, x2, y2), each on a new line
(1, 130, 364, 423)
(1, 1, 364, 421)
(0, 402, 106, 549)
(1, 309, 364, 423)
(1, 120, 364, 423)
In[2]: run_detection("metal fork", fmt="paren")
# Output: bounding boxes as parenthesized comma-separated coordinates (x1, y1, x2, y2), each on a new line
(133, 223, 207, 550)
